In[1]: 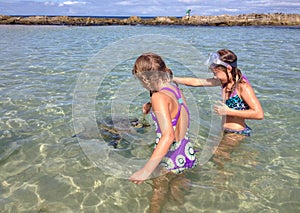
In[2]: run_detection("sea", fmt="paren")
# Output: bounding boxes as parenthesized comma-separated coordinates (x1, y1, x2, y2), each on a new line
(0, 24, 299, 213)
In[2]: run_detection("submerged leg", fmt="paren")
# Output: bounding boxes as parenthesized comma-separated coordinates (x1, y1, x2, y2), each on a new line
(169, 173, 191, 205)
(150, 174, 171, 213)
(213, 132, 245, 168)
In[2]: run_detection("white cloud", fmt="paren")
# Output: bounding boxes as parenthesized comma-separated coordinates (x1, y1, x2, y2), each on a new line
(177, 0, 200, 3)
(270, 2, 300, 6)
(44, 1, 56, 6)
(115, 1, 135, 6)
(223, 8, 239, 13)
(58, 1, 87, 7)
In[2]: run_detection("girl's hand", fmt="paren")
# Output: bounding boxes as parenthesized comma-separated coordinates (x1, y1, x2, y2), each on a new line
(214, 101, 229, 115)
(129, 168, 151, 185)
(143, 102, 151, 114)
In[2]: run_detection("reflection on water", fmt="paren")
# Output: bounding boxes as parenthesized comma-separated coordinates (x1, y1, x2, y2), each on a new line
(0, 25, 299, 212)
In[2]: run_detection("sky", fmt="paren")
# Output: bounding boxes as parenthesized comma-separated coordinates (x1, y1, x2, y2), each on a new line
(0, 0, 299, 17)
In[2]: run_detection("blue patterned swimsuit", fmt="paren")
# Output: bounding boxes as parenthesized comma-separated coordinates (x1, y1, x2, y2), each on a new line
(151, 85, 197, 174)
(224, 76, 252, 136)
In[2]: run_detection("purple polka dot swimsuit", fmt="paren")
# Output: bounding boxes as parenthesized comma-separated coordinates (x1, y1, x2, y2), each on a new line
(151, 86, 197, 174)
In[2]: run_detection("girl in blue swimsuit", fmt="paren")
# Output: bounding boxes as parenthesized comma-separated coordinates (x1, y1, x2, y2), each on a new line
(173, 49, 264, 136)
(173, 49, 264, 167)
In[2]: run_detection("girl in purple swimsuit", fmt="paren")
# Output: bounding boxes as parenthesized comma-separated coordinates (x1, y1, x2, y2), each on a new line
(173, 49, 264, 167)
(129, 53, 197, 212)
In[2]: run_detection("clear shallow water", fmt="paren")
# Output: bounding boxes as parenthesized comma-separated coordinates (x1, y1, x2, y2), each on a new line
(0, 25, 299, 212)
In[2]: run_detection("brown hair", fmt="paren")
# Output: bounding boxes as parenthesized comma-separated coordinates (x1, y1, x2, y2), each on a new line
(216, 49, 244, 94)
(132, 53, 173, 91)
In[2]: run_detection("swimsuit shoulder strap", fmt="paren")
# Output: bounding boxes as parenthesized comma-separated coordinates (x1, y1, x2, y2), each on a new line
(160, 86, 180, 99)
(230, 75, 249, 98)
(160, 86, 190, 126)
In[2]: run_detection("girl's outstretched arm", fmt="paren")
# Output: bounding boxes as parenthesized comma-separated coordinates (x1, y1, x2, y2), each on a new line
(173, 77, 221, 87)
(129, 92, 174, 184)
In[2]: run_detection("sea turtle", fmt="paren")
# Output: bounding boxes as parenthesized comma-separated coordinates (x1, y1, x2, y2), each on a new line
(73, 116, 151, 149)
(98, 116, 151, 148)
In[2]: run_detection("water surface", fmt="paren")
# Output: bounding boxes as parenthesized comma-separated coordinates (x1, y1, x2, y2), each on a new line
(0, 25, 299, 212)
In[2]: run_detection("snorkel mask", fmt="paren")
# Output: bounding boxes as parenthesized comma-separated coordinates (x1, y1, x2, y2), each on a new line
(207, 52, 237, 68)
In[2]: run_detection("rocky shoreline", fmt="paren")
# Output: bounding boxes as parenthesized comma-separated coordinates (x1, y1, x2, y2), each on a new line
(0, 13, 300, 26)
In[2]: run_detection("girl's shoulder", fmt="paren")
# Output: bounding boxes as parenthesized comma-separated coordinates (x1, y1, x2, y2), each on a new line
(151, 90, 170, 102)
(237, 78, 254, 98)
(240, 75, 251, 86)
(236, 76, 252, 95)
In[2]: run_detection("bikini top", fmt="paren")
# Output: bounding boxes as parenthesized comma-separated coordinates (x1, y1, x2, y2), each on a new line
(151, 85, 190, 134)
(225, 75, 250, 110)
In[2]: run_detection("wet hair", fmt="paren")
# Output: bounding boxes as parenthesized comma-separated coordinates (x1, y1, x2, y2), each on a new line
(132, 53, 173, 91)
(215, 49, 244, 94)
